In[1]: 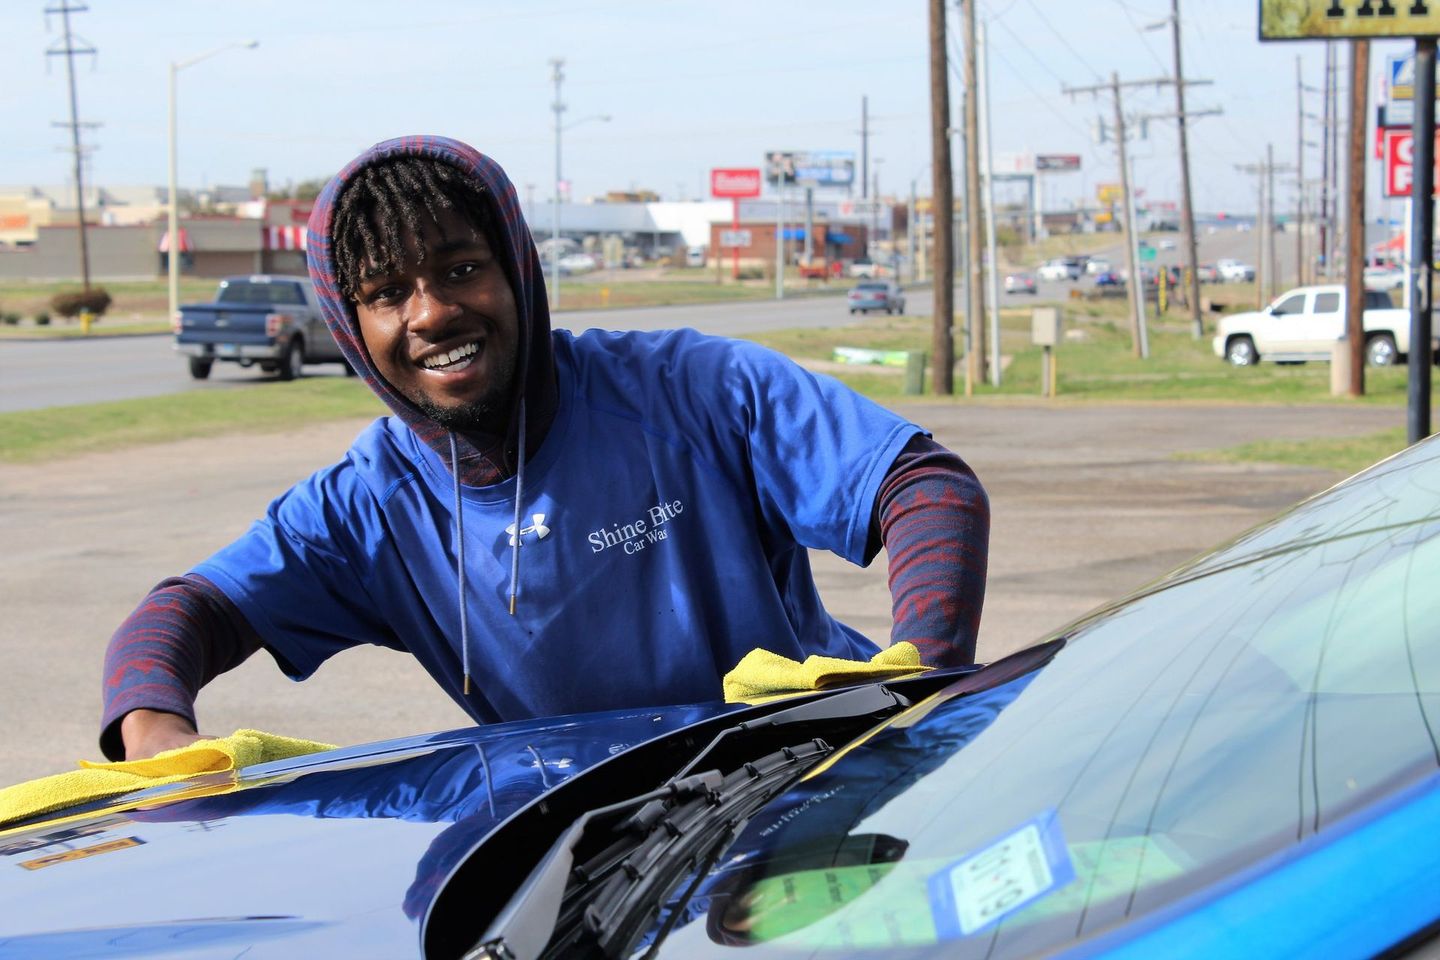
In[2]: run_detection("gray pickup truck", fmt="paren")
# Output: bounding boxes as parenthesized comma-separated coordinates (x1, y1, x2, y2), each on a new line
(173, 274, 348, 380)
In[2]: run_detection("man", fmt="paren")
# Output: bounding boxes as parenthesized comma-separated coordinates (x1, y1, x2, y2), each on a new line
(103, 136, 989, 761)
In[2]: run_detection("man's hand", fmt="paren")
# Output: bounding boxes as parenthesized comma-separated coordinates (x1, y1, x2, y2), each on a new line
(119, 709, 207, 761)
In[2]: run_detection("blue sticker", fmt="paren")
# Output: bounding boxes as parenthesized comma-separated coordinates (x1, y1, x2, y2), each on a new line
(927, 808, 1075, 939)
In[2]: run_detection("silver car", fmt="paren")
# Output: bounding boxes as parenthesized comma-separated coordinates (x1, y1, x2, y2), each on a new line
(847, 280, 906, 315)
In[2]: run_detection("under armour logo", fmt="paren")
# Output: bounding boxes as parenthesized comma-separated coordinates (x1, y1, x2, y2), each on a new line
(506, 513, 552, 546)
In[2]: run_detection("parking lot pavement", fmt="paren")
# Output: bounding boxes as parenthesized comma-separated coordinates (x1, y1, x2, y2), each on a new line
(0, 401, 1400, 787)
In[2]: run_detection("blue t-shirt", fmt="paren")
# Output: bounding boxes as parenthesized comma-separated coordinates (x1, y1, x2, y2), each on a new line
(196, 329, 922, 724)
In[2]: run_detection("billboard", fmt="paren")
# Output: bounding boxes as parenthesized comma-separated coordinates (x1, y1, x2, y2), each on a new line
(1383, 126, 1440, 198)
(1036, 154, 1082, 172)
(710, 168, 762, 198)
(1261, 1, 1440, 39)
(765, 150, 856, 187)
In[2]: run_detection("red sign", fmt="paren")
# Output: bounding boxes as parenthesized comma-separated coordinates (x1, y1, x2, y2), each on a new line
(710, 168, 762, 199)
(1383, 127, 1440, 197)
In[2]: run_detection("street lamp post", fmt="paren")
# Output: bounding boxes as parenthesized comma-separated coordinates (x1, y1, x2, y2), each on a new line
(167, 41, 258, 325)
(547, 58, 611, 310)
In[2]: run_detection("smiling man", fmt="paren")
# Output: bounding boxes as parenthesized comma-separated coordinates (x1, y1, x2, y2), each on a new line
(101, 136, 991, 761)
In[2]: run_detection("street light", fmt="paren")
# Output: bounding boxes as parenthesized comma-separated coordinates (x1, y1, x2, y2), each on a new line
(550, 109, 611, 308)
(167, 40, 259, 324)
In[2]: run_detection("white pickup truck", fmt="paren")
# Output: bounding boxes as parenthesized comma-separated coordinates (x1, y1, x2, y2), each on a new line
(1213, 284, 1427, 367)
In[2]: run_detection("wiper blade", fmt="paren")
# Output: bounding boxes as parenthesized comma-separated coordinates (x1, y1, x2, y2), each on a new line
(467, 684, 910, 960)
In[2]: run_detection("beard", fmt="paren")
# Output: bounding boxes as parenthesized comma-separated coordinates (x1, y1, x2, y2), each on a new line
(408, 350, 518, 437)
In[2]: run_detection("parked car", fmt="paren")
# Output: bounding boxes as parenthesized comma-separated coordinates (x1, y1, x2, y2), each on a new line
(1156, 238, 1177, 251)
(1197, 263, 1221, 283)
(1363, 262, 1406, 292)
(847, 280, 906, 315)
(1037, 258, 1082, 281)
(172, 275, 348, 381)
(1213, 283, 1430, 366)
(1092, 270, 1123, 288)
(848, 257, 893, 280)
(1003, 272, 1038, 295)
(1084, 257, 1113, 276)
(1215, 258, 1256, 282)
(6, 437, 1440, 958)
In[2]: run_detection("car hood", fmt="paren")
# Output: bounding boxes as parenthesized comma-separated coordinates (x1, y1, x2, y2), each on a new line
(0, 701, 741, 958)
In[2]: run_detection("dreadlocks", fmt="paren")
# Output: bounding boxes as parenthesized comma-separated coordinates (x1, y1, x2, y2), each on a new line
(331, 156, 497, 300)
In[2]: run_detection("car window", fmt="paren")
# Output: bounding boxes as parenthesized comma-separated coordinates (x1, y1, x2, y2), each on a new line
(654, 440, 1440, 959)
(855, 282, 887, 292)
(217, 281, 306, 305)
(1313, 292, 1341, 313)
(1271, 293, 1307, 315)
(1366, 290, 1396, 309)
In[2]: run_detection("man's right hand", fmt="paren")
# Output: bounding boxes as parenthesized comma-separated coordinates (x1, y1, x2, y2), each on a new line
(119, 709, 207, 761)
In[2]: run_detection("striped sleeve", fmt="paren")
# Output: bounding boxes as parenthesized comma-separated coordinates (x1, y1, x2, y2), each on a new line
(876, 434, 990, 667)
(99, 573, 263, 760)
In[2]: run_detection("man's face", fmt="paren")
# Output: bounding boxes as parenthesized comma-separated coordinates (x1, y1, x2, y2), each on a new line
(353, 209, 520, 435)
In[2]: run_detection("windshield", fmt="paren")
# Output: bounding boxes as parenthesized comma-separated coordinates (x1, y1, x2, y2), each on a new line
(646, 439, 1440, 957)
(216, 280, 306, 305)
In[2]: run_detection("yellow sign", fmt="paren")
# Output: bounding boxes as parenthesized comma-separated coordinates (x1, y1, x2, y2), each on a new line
(20, 836, 143, 871)
(1261, 0, 1440, 39)
(1097, 183, 1123, 206)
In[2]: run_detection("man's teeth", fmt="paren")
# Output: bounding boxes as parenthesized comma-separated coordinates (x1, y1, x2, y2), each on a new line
(421, 342, 479, 370)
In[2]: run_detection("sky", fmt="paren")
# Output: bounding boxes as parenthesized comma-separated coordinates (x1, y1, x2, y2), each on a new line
(0, 0, 1419, 216)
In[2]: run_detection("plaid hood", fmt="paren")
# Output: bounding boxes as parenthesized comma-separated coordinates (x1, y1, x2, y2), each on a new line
(305, 135, 556, 485)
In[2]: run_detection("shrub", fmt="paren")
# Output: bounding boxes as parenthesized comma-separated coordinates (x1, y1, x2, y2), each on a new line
(49, 287, 113, 319)
(32, 311, 50, 326)
(2, 313, 20, 326)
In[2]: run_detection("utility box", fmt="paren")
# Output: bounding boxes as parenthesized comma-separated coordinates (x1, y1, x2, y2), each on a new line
(1032, 307, 1062, 346)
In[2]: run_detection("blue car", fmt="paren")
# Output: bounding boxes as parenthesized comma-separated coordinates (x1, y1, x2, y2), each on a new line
(3, 439, 1440, 958)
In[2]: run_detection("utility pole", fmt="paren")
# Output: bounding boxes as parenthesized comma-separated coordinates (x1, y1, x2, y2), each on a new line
(928, 0, 954, 395)
(1296, 56, 1307, 287)
(1347, 39, 1371, 401)
(1065, 73, 1176, 359)
(979, 20, 1002, 387)
(1164, 0, 1203, 339)
(860, 96, 869, 201)
(1321, 42, 1334, 279)
(1113, 76, 1147, 359)
(961, 0, 986, 391)
(1407, 37, 1433, 440)
(45, 1, 96, 293)
(549, 57, 565, 308)
(1236, 151, 1296, 305)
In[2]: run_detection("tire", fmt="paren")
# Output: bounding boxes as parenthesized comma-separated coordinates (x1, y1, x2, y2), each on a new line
(188, 357, 213, 380)
(277, 338, 304, 381)
(1225, 336, 1258, 367)
(898, 305, 905, 315)
(1365, 333, 1398, 367)
(849, 308, 857, 315)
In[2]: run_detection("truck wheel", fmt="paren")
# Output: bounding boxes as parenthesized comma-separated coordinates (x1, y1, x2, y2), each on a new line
(1225, 336, 1257, 366)
(188, 357, 213, 380)
(1365, 333, 1398, 367)
(277, 338, 304, 381)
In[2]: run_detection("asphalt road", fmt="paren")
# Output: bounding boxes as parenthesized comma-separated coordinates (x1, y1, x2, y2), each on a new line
(0, 400, 1401, 788)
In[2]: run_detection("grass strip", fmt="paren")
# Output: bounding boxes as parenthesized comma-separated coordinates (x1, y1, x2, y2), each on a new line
(0, 378, 383, 464)
(1174, 427, 1411, 476)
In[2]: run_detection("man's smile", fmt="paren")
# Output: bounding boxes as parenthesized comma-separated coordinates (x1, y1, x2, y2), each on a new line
(418, 339, 482, 372)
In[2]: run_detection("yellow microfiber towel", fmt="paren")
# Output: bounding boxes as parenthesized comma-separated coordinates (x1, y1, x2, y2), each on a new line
(723, 641, 932, 704)
(0, 729, 335, 828)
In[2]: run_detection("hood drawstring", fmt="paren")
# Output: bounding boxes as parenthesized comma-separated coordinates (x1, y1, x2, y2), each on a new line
(448, 433, 472, 695)
(448, 399, 528, 695)
(509, 399, 528, 616)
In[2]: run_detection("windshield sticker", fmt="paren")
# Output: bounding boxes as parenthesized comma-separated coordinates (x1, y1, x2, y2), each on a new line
(927, 809, 1074, 938)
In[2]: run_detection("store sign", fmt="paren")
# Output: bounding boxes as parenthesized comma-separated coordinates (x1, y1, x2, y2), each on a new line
(710, 168, 762, 199)
(1036, 154, 1082, 172)
(1382, 126, 1440, 198)
(765, 150, 856, 187)
(719, 229, 753, 248)
(1261, 1, 1440, 40)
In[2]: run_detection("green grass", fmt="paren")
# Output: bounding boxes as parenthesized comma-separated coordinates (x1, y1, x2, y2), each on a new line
(1175, 427, 1411, 476)
(0, 378, 384, 463)
(0, 292, 1426, 466)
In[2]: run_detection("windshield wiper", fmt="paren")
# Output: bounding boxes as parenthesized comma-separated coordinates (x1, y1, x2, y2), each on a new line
(464, 683, 910, 960)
